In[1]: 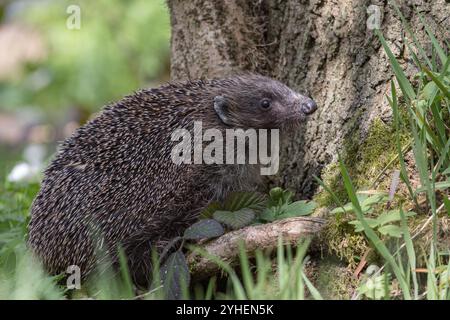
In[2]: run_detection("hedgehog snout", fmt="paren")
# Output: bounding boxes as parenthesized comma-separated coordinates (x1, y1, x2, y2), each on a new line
(290, 94, 317, 120)
(300, 98, 317, 115)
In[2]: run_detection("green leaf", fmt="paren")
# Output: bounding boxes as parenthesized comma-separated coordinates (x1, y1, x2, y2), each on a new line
(391, 3, 432, 69)
(399, 207, 419, 299)
(331, 193, 385, 214)
(422, 67, 450, 99)
(443, 196, 450, 217)
(389, 80, 419, 208)
(361, 193, 388, 207)
(183, 219, 224, 240)
(376, 30, 416, 101)
(223, 192, 267, 212)
(159, 251, 190, 300)
(419, 15, 448, 66)
(276, 200, 316, 219)
(378, 225, 403, 238)
(358, 273, 391, 300)
(420, 81, 439, 101)
(268, 187, 293, 207)
(258, 208, 277, 222)
(338, 154, 411, 299)
(199, 201, 222, 219)
(213, 208, 256, 230)
(331, 202, 355, 214)
(313, 175, 346, 210)
(415, 180, 450, 193)
(302, 273, 323, 300)
(269, 187, 284, 201)
(349, 218, 379, 232)
(376, 210, 416, 226)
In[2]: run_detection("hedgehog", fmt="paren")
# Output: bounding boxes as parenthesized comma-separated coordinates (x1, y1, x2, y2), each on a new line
(27, 74, 317, 287)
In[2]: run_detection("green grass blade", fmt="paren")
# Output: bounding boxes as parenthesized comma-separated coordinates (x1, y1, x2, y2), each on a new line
(117, 246, 134, 299)
(419, 15, 448, 66)
(412, 106, 444, 153)
(434, 137, 450, 174)
(409, 112, 438, 241)
(376, 30, 416, 100)
(443, 196, 450, 217)
(205, 276, 216, 300)
(429, 102, 447, 149)
(238, 242, 254, 299)
(390, 1, 432, 69)
(187, 245, 247, 300)
(426, 244, 438, 300)
(302, 272, 323, 300)
(400, 207, 418, 299)
(338, 155, 411, 299)
(422, 67, 450, 99)
(313, 175, 346, 212)
(388, 81, 419, 208)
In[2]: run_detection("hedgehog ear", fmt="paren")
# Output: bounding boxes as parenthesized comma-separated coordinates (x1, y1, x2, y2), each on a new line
(214, 95, 232, 125)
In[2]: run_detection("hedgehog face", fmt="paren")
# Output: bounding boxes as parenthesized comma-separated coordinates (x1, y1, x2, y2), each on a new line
(213, 74, 317, 129)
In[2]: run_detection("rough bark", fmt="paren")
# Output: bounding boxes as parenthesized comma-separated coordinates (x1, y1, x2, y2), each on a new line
(187, 216, 326, 280)
(168, 0, 449, 198)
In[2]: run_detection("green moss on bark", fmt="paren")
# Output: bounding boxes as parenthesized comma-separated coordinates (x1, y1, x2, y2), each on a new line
(319, 218, 368, 268)
(314, 116, 410, 265)
(315, 117, 409, 207)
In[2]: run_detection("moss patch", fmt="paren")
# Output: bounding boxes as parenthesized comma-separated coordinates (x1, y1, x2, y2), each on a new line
(320, 218, 368, 268)
(313, 256, 359, 299)
(315, 117, 409, 207)
(314, 116, 411, 265)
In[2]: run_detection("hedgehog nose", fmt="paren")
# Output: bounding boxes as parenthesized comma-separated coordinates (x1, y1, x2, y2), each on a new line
(301, 99, 317, 115)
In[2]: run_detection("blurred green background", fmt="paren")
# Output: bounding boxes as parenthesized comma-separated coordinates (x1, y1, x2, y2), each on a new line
(0, 0, 171, 180)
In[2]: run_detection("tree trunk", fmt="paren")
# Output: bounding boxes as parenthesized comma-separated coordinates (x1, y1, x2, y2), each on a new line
(167, 0, 449, 198)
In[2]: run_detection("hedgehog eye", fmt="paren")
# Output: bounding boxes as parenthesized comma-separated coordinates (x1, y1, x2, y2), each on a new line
(260, 99, 271, 109)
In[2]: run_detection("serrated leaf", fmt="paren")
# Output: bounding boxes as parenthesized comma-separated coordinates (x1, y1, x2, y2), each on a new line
(331, 202, 355, 214)
(222, 192, 267, 212)
(183, 219, 224, 240)
(331, 194, 374, 214)
(213, 208, 256, 230)
(361, 194, 388, 207)
(349, 218, 379, 232)
(276, 200, 316, 219)
(376, 210, 416, 226)
(378, 225, 403, 238)
(359, 194, 388, 213)
(159, 251, 190, 300)
(200, 201, 222, 219)
(258, 208, 277, 222)
(358, 273, 391, 300)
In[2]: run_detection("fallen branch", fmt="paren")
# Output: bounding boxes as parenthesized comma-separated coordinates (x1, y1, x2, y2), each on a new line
(186, 216, 326, 280)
